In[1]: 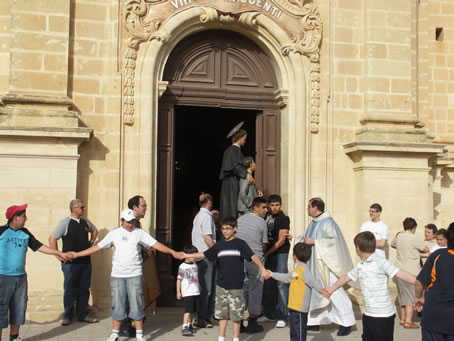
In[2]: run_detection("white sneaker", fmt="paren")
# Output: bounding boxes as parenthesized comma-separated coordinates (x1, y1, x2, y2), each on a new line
(11, 338, 23, 341)
(136, 336, 147, 341)
(276, 320, 286, 328)
(257, 315, 276, 322)
(106, 334, 119, 341)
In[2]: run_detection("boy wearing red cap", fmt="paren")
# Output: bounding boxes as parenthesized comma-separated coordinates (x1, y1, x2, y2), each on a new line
(0, 204, 70, 341)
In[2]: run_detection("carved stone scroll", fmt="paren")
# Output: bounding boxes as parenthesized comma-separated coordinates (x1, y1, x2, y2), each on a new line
(122, 0, 170, 125)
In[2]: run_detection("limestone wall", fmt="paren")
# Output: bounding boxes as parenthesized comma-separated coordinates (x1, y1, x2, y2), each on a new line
(1, 0, 453, 321)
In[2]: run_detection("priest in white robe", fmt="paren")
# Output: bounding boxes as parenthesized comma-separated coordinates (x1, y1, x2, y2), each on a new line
(299, 197, 356, 336)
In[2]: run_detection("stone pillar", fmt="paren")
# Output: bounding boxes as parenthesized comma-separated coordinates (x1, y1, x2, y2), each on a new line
(0, 0, 92, 321)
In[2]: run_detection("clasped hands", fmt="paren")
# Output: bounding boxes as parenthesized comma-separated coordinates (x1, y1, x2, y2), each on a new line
(262, 270, 331, 299)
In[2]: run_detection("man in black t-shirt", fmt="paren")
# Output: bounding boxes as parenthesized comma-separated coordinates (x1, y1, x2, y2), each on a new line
(49, 199, 98, 326)
(260, 194, 291, 328)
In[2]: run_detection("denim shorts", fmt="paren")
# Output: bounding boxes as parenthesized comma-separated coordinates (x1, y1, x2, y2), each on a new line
(110, 275, 144, 321)
(0, 274, 28, 328)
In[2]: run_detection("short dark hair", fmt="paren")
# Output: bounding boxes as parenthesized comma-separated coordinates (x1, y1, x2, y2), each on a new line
(183, 245, 198, 254)
(403, 217, 417, 231)
(309, 197, 325, 212)
(128, 195, 143, 209)
(242, 156, 254, 169)
(267, 194, 282, 204)
(448, 222, 454, 250)
(354, 231, 376, 253)
(7, 209, 26, 225)
(370, 203, 382, 212)
(435, 228, 448, 239)
(293, 243, 311, 263)
(221, 216, 237, 228)
(199, 193, 213, 207)
(425, 223, 437, 234)
(252, 196, 267, 209)
(232, 128, 247, 143)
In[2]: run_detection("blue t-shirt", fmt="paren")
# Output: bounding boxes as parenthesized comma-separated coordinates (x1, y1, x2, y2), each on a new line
(204, 238, 254, 289)
(0, 225, 43, 276)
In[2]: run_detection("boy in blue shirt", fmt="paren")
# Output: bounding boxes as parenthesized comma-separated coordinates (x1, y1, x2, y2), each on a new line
(0, 204, 70, 341)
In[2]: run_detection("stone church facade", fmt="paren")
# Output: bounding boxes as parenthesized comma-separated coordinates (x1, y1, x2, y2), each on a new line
(1, 0, 453, 320)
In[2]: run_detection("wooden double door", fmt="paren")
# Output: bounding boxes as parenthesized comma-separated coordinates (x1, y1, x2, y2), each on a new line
(156, 30, 281, 305)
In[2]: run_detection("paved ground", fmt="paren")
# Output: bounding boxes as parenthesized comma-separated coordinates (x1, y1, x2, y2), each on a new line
(4, 306, 421, 340)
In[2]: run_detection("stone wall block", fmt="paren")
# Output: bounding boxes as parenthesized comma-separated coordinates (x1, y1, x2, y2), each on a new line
(12, 32, 67, 52)
(11, 52, 42, 70)
(13, 12, 46, 31)
(48, 15, 70, 33)
(74, 2, 107, 21)
(11, 71, 67, 93)
(367, 43, 387, 59)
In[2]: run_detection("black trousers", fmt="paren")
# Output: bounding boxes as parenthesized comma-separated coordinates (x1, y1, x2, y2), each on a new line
(289, 310, 308, 341)
(422, 328, 454, 341)
(362, 314, 395, 341)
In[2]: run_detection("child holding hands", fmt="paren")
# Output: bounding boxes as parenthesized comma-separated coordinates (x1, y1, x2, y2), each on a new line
(176, 245, 201, 336)
(325, 231, 416, 341)
(266, 242, 328, 341)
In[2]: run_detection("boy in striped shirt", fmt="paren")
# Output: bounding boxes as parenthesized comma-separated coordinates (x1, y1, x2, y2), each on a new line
(326, 231, 416, 341)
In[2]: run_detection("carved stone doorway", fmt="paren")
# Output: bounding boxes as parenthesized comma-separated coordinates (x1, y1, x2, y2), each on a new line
(156, 30, 280, 305)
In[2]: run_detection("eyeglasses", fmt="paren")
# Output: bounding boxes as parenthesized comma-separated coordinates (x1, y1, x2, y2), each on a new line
(76, 206, 85, 209)
(221, 227, 234, 231)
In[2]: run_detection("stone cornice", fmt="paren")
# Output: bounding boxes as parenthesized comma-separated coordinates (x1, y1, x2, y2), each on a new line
(0, 93, 73, 107)
(0, 126, 92, 140)
(343, 141, 446, 155)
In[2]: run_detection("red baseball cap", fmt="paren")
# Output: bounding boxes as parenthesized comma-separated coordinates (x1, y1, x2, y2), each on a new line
(5, 204, 28, 220)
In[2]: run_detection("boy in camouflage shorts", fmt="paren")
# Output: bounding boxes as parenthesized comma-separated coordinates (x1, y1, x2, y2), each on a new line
(189, 216, 267, 341)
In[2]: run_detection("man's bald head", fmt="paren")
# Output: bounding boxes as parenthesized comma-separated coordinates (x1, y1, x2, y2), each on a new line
(199, 193, 213, 209)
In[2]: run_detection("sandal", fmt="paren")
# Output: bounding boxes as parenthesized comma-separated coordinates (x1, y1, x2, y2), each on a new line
(206, 322, 213, 328)
(404, 322, 419, 329)
(399, 320, 405, 326)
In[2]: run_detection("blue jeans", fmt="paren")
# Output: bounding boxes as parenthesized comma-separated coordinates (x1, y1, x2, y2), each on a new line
(62, 263, 91, 320)
(110, 275, 144, 321)
(0, 274, 27, 328)
(263, 253, 289, 320)
(196, 258, 215, 323)
(289, 310, 308, 341)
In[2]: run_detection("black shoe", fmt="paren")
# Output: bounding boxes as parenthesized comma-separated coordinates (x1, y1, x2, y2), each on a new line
(337, 326, 351, 336)
(196, 320, 207, 328)
(246, 318, 264, 334)
(119, 326, 136, 337)
(240, 321, 247, 333)
(307, 325, 320, 332)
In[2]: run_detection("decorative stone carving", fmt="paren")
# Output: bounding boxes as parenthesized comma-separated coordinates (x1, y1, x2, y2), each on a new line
(122, 0, 170, 125)
(121, 0, 322, 132)
(281, 2, 322, 133)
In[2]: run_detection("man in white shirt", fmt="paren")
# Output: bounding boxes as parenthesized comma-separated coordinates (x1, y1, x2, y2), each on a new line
(360, 203, 388, 258)
(71, 208, 184, 341)
(191, 193, 217, 328)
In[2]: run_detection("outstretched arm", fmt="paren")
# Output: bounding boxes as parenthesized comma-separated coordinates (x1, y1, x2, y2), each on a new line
(153, 242, 184, 260)
(414, 279, 426, 312)
(251, 255, 267, 279)
(74, 245, 102, 258)
(326, 274, 351, 296)
(37, 245, 70, 262)
(395, 270, 416, 284)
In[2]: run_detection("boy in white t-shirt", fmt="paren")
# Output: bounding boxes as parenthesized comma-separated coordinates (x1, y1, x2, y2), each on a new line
(360, 203, 388, 258)
(326, 232, 416, 341)
(176, 245, 201, 336)
(71, 209, 184, 341)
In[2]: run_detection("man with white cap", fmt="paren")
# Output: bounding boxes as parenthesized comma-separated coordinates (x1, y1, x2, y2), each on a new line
(0, 204, 70, 341)
(71, 208, 185, 341)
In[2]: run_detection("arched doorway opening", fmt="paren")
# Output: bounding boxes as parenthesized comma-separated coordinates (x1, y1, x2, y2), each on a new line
(156, 29, 280, 305)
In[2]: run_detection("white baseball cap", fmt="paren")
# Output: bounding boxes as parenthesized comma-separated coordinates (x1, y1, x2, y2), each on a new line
(120, 208, 136, 222)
